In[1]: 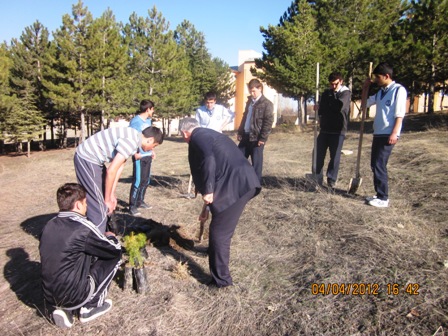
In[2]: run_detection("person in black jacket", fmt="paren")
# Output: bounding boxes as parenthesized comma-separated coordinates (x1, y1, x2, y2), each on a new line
(314, 72, 351, 188)
(237, 78, 274, 183)
(39, 183, 122, 328)
(180, 118, 261, 288)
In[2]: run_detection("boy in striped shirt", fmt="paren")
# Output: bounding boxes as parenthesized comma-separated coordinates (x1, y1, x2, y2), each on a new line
(74, 126, 163, 233)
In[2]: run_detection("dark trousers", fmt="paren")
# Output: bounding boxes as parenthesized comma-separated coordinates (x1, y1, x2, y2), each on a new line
(238, 134, 264, 182)
(74, 153, 108, 233)
(371, 136, 395, 200)
(86, 256, 122, 308)
(58, 255, 122, 311)
(208, 188, 257, 287)
(129, 155, 152, 207)
(315, 133, 345, 183)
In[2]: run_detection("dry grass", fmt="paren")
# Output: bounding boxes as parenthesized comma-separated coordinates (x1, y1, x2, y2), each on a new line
(0, 112, 447, 335)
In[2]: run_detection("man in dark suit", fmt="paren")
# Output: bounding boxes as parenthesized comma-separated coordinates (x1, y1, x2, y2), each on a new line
(179, 118, 261, 288)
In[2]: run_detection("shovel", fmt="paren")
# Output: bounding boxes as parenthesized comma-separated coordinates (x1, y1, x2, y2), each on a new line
(348, 63, 372, 194)
(306, 63, 323, 185)
(179, 174, 195, 199)
(198, 203, 209, 242)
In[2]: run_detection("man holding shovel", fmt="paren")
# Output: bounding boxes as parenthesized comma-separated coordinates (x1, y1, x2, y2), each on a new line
(180, 118, 261, 288)
(364, 62, 407, 208)
(314, 72, 351, 188)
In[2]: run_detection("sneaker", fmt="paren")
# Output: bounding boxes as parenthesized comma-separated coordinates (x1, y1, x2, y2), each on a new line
(365, 195, 377, 202)
(129, 206, 141, 216)
(52, 309, 74, 328)
(368, 198, 389, 208)
(138, 201, 152, 210)
(79, 299, 113, 323)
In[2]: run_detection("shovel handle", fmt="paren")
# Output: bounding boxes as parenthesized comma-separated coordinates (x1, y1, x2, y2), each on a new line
(198, 203, 209, 242)
(355, 63, 373, 177)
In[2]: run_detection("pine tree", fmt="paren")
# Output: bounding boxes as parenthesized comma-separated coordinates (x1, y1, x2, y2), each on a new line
(254, 0, 323, 124)
(0, 44, 16, 153)
(123, 7, 192, 134)
(7, 22, 48, 155)
(174, 20, 215, 109)
(211, 57, 235, 107)
(313, 0, 405, 101)
(43, 0, 93, 143)
(84, 9, 128, 131)
(397, 0, 448, 113)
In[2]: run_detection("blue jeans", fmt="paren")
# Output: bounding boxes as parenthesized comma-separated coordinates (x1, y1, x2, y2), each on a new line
(371, 136, 395, 200)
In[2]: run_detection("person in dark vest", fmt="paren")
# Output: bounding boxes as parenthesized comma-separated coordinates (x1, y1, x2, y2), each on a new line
(314, 72, 351, 188)
(179, 118, 261, 288)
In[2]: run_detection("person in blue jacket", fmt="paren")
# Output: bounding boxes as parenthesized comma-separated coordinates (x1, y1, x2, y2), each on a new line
(128, 100, 156, 216)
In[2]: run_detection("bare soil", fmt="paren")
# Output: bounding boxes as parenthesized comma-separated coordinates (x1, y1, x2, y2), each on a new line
(0, 112, 447, 336)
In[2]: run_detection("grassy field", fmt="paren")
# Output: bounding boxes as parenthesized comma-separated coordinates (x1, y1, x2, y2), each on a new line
(0, 112, 447, 336)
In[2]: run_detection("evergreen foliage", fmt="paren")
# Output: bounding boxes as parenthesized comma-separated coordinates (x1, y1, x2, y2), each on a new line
(123, 232, 147, 268)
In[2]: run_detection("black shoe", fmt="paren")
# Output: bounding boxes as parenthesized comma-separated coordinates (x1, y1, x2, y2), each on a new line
(138, 201, 152, 210)
(52, 309, 74, 328)
(327, 179, 336, 188)
(129, 206, 141, 216)
(79, 299, 113, 323)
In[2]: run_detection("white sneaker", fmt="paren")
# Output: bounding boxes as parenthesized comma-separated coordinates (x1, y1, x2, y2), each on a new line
(52, 309, 74, 328)
(368, 198, 389, 208)
(365, 195, 377, 202)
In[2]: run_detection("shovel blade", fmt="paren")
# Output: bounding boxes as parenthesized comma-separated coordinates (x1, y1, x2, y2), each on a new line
(348, 177, 362, 194)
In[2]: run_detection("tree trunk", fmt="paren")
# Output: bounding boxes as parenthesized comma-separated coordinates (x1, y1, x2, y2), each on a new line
(62, 119, 68, 149)
(27, 140, 31, 158)
(80, 110, 86, 143)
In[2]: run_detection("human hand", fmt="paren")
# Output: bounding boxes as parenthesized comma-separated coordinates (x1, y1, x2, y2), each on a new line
(135, 153, 142, 160)
(203, 193, 214, 204)
(388, 133, 399, 145)
(105, 196, 117, 215)
(258, 141, 265, 147)
(237, 134, 242, 141)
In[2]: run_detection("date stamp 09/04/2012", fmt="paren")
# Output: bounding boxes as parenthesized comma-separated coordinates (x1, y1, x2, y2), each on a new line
(311, 283, 420, 296)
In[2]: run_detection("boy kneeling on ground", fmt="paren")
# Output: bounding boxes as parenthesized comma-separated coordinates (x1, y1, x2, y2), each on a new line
(39, 183, 122, 328)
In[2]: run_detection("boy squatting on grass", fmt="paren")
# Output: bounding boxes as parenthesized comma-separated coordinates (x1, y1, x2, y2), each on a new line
(39, 183, 122, 328)
(74, 126, 163, 233)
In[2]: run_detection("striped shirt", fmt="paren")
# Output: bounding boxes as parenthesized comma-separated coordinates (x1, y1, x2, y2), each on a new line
(76, 127, 141, 166)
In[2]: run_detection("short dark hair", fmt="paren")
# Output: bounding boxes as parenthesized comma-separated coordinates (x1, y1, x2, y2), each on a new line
(57, 183, 86, 211)
(247, 78, 263, 90)
(372, 62, 393, 78)
(204, 92, 216, 101)
(328, 72, 343, 82)
(142, 126, 163, 144)
(139, 100, 155, 114)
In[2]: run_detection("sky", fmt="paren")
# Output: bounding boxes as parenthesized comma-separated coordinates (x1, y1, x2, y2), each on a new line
(0, 0, 293, 66)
